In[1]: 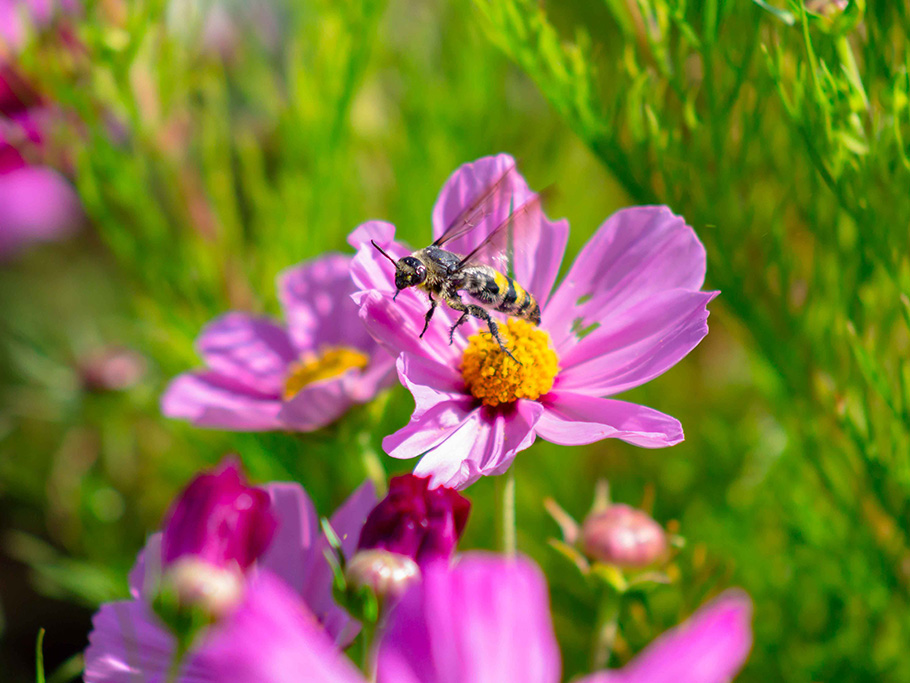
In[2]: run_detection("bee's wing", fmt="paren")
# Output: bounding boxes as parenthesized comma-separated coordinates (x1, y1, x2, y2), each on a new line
(432, 163, 519, 249)
(456, 194, 543, 281)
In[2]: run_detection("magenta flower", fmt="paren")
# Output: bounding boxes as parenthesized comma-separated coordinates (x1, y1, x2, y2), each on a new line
(84, 470, 376, 682)
(199, 572, 365, 683)
(356, 474, 470, 566)
(377, 555, 752, 683)
(162, 254, 394, 432)
(376, 554, 562, 683)
(161, 458, 277, 572)
(351, 154, 717, 489)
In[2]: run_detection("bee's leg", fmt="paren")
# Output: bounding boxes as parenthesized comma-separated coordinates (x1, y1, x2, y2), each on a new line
(419, 295, 438, 339)
(444, 293, 519, 364)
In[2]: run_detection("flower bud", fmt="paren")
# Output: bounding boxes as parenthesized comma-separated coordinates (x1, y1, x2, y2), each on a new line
(161, 457, 277, 572)
(346, 549, 421, 600)
(581, 504, 668, 568)
(78, 346, 147, 392)
(357, 474, 470, 566)
(166, 556, 245, 618)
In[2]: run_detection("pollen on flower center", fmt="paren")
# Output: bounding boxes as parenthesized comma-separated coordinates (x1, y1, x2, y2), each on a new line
(460, 318, 558, 408)
(283, 347, 369, 400)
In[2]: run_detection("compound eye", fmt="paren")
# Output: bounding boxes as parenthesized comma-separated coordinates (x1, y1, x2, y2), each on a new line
(415, 265, 427, 282)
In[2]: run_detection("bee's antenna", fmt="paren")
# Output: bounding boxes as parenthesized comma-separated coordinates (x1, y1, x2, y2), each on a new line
(371, 240, 397, 266)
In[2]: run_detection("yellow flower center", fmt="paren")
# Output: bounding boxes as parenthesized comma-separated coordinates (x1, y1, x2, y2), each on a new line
(460, 319, 558, 407)
(283, 347, 369, 400)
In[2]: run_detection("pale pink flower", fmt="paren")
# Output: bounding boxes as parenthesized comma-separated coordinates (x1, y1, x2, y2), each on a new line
(351, 154, 717, 488)
(162, 254, 394, 432)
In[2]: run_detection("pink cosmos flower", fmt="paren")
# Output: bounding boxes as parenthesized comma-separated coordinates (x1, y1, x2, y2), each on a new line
(84, 467, 376, 682)
(161, 254, 394, 432)
(377, 555, 752, 683)
(192, 552, 752, 683)
(351, 154, 717, 488)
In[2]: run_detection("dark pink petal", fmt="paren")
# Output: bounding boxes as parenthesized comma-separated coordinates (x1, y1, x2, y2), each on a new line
(546, 206, 707, 350)
(537, 392, 683, 448)
(579, 590, 753, 683)
(357, 290, 462, 367)
(430, 154, 568, 303)
(410, 400, 543, 490)
(161, 371, 284, 431)
(376, 553, 560, 683)
(161, 458, 276, 572)
(556, 290, 718, 396)
(196, 313, 295, 397)
(278, 254, 375, 353)
(201, 572, 365, 683)
(83, 599, 211, 683)
(260, 480, 375, 645)
(0, 166, 81, 259)
(357, 474, 470, 566)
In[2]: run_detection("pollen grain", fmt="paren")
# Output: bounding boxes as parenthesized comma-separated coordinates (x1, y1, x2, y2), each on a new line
(283, 347, 369, 400)
(460, 319, 558, 407)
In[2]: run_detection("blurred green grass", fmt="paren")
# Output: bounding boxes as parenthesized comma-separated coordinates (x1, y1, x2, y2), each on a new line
(2, 0, 910, 681)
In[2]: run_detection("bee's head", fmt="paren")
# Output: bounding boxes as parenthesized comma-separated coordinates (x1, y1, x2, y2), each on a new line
(395, 256, 427, 290)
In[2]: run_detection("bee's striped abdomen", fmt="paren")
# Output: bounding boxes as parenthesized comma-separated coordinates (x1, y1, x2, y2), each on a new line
(461, 265, 541, 325)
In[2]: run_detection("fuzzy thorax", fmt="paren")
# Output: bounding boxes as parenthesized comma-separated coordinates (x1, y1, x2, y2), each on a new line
(460, 318, 558, 407)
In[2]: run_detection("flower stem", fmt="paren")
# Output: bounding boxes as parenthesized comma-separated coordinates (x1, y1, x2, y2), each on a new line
(496, 470, 517, 555)
(591, 589, 622, 670)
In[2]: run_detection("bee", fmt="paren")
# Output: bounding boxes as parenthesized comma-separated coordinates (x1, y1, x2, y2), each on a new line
(371, 164, 543, 362)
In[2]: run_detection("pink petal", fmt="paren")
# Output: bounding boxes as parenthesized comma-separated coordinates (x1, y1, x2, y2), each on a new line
(537, 392, 683, 448)
(127, 533, 162, 601)
(260, 481, 375, 645)
(200, 572, 365, 683)
(430, 154, 568, 303)
(556, 290, 717, 396)
(546, 206, 707, 350)
(196, 313, 296, 396)
(376, 553, 560, 683)
(396, 353, 467, 418)
(0, 166, 82, 258)
(348, 222, 412, 298)
(580, 590, 753, 683)
(277, 373, 358, 432)
(347, 219, 397, 251)
(278, 254, 374, 352)
(84, 599, 210, 683)
(161, 371, 284, 431)
(357, 290, 461, 367)
(410, 400, 543, 490)
(383, 397, 479, 465)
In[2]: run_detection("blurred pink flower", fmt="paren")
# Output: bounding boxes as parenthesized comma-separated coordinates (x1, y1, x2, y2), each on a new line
(162, 254, 395, 432)
(0, 0, 79, 49)
(84, 468, 376, 682)
(580, 590, 753, 683)
(1, 5, 83, 260)
(376, 554, 562, 683)
(108, 550, 751, 683)
(351, 154, 717, 489)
